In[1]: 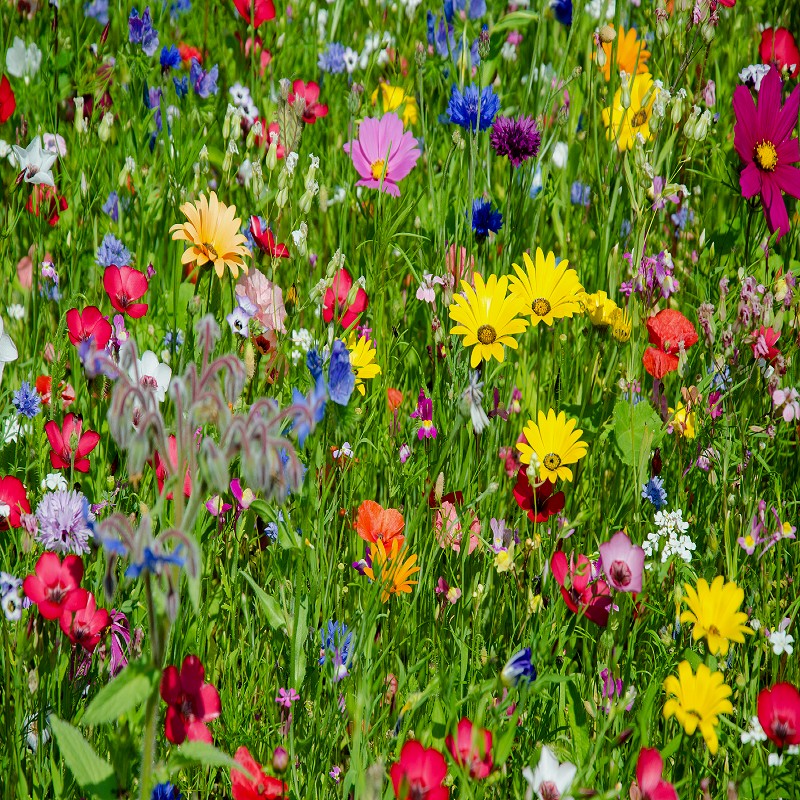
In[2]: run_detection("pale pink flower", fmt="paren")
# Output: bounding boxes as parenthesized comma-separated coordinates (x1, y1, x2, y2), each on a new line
(235, 269, 286, 333)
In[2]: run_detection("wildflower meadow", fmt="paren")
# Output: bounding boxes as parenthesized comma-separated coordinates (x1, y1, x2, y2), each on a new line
(2, 0, 800, 798)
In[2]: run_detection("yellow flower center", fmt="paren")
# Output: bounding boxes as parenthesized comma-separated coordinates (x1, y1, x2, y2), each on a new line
(370, 159, 387, 180)
(745, 534, 755, 547)
(754, 140, 778, 171)
(477, 324, 497, 345)
(532, 298, 552, 316)
(201, 242, 219, 259)
(631, 109, 648, 127)
(543, 452, 562, 470)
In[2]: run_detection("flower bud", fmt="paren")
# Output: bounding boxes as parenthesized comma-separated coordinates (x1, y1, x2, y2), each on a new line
(246, 120, 262, 149)
(98, 111, 114, 142)
(266, 133, 279, 171)
(595, 44, 607, 68)
(276, 187, 289, 208)
(598, 24, 616, 43)
(74, 96, 86, 134)
(279, 78, 291, 101)
(345, 276, 365, 307)
(273, 747, 289, 773)
(619, 72, 631, 110)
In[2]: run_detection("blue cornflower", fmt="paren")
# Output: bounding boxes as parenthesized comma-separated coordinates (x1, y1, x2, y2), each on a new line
(641, 476, 667, 510)
(189, 58, 219, 98)
(128, 7, 159, 57)
(173, 76, 189, 99)
(151, 782, 181, 800)
(318, 42, 347, 74)
(84, 0, 109, 24)
(328, 341, 354, 406)
(160, 45, 181, 72)
(319, 620, 353, 682)
(307, 348, 323, 383)
(550, 0, 572, 26)
(427, 11, 455, 57)
(292, 377, 327, 447)
(96, 233, 132, 267)
(102, 191, 119, 222)
(445, 0, 486, 19)
(169, 0, 190, 20)
(501, 647, 536, 687)
(13, 382, 41, 419)
(447, 83, 500, 132)
(471, 198, 503, 241)
(570, 181, 591, 207)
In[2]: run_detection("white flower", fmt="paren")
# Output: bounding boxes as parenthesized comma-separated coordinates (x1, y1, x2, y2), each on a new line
(0, 139, 10, 158)
(333, 442, 353, 459)
(768, 752, 784, 768)
(343, 47, 359, 73)
(131, 350, 172, 403)
(585, 0, 615, 19)
(0, 315, 18, 385)
(463, 372, 489, 434)
(523, 746, 577, 800)
(292, 222, 308, 248)
(11, 137, 57, 187)
(768, 629, 795, 656)
(43, 133, 67, 157)
(552, 142, 568, 169)
(6, 37, 42, 82)
(2, 590, 22, 622)
(0, 502, 10, 520)
(7, 304, 24, 320)
(741, 715, 768, 745)
(285, 151, 299, 175)
(41, 473, 68, 492)
(738, 64, 770, 92)
(750, 618, 762, 632)
(229, 82, 252, 106)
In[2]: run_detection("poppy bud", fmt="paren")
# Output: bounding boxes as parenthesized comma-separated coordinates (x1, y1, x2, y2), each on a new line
(651, 448, 662, 476)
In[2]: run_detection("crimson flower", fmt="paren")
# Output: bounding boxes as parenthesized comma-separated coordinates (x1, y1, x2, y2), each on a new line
(323, 268, 368, 329)
(760, 28, 800, 78)
(751, 325, 780, 362)
(733, 65, 800, 239)
(36, 375, 76, 408)
(287, 80, 328, 124)
(103, 265, 149, 318)
(231, 746, 287, 800)
(0, 74, 15, 123)
(445, 718, 493, 779)
(153, 435, 193, 498)
(0, 475, 30, 530)
(60, 592, 110, 653)
(250, 216, 289, 258)
(44, 414, 100, 472)
(253, 120, 285, 158)
(390, 740, 449, 800)
(629, 748, 678, 800)
(23, 552, 89, 620)
(642, 309, 698, 379)
(757, 682, 800, 749)
(232, 0, 275, 28)
(160, 655, 221, 744)
(27, 185, 68, 226)
(66, 306, 112, 349)
(512, 468, 565, 523)
(550, 551, 612, 627)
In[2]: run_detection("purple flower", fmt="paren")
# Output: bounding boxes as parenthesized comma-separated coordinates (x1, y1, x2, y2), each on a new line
(318, 42, 347, 74)
(189, 58, 219, 98)
(291, 376, 327, 447)
(598, 531, 644, 593)
(226, 305, 252, 337)
(109, 609, 131, 677)
(490, 115, 541, 168)
(328, 340, 354, 406)
(275, 687, 300, 708)
(35, 490, 94, 555)
(102, 191, 119, 221)
(411, 388, 437, 439)
(128, 7, 159, 57)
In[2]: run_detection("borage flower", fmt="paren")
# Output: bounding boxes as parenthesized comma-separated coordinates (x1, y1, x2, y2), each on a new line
(551, 551, 612, 626)
(44, 414, 100, 472)
(160, 655, 221, 744)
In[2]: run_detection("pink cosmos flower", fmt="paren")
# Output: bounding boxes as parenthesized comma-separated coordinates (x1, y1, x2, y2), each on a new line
(598, 531, 644, 594)
(160, 655, 221, 744)
(733, 65, 800, 240)
(343, 112, 421, 197)
(629, 747, 678, 800)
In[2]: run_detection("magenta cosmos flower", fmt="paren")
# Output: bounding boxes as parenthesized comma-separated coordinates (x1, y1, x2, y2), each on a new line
(598, 531, 644, 594)
(733, 65, 800, 239)
(343, 112, 420, 197)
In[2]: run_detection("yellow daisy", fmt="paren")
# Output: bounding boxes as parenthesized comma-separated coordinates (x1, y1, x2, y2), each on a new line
(599, 25, 651, 82)
(448, 273, 529, 368)
(508, 248, 584, 327)
(602, 73, 659, 152)
(371, 82, 419, 127)
(680, 576, 753, 656)
(347, 334, 381, 396)
(516, 409, 588, 483)
(610, 307, 632, 342)
(583, 290, 619, 327)
(170, 191, 251, 279)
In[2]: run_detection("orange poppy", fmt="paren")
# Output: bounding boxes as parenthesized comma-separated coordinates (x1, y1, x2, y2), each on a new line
(356, 500, 405, 548)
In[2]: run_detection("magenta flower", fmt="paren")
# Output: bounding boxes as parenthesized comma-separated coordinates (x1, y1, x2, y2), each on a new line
(733, 65, 800, 239)
(343, 112, 420, 197)
(598, 531, 644, 594)
(411, 388, 437, 440)
(276, 687, 299, 708)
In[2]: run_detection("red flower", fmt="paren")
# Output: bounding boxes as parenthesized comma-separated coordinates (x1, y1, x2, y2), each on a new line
(23, 553, 89, 621)
(36, 375, 76, 408)
(0, 475, 30, 530)
(642, 309, 698, 378)
(232, 0, 276, 28)
(242, 35, 272, 77)
(390, 740, 449, 800)
(103, 265, 149, 318)
(153, 435, 193, 498)
(250, 217, 289, 258)
(60, 592, 110, 653)
(717, 0, 734, 5)
(178, 43, 202, 64)
(160, 655, 221, 744)
(513, 468, 565, 523)
(66, 306, 112, 349)
(287, 80, 328, 125)
(760, 28, 800, 78)
(44, 414, 101, 472)
(630, 747, 678, 800)
(253, 119, 285, 158)
(550, 551, 612, 627)
(757, 682, 800, 749)
(0, 74, 15, 124)
(323, 268, 368, 329)
(231, 746, 287, 800)
(445, 718, 493, 779)
(27, 185, 68, 226)
(751, 325, 780, 362)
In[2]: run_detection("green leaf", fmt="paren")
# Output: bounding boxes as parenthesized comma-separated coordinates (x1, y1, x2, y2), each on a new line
(565, 681, 590, 762)
(167, 741, 242, 775)
(240, 570, 287, 632)
(82, 661, 160, 727)
(613, 398, 664, 470)
(493, 704, 522, 766)
(50, 717, 116, 800)
(291, 594, 309, 689)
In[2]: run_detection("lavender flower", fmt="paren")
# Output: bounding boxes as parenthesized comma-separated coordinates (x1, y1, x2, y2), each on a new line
(96, 233, 132, 268)
(189, 58, 219, 98)
(128, 7, 159, 57)
(102, 191, 119, 221)
(490, 115, 541, 167)
(36, 490, 94, 555)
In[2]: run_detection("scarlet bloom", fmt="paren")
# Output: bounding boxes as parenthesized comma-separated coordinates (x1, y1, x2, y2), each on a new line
(550, 551, 612, 627)
(160, 655, 221, 744)
(0, 74, 15, 123)
(512, 468, 565, 523)
(253, 120, 285, 158)
(760, 28, 800, 78)
(232, 0, 275, 28)
(751, 325, 780, 362)
(36, 375, 76, 408)
(642, 309, 698, 378)
(103, 265, 149, 318)
(0, 475, 30, 530)
(445, 718, 493, 779)
(287, 80, 328, 124)
(60, 592, 110, 653)
(178, 43, 202, 64)
(629, 748, 678, 800)
(153, 435, 193, 498)
(66, 306, 112, 349)
(44, 414, 101, 472)
(387, 387, 403, 413)
(323, 268, 368, 329)
(23, 552, 89, 620)
(390, 740, 449, 800)
(356, 500, 405, 548)
(757, 682, 800, 749)
(27, 185, 68, 226)
(231, 746, 287, 800)
(250, 217, 289, 258)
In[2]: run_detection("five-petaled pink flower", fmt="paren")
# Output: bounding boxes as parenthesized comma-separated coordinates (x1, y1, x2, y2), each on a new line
(103, 265, 149, 318)
(445, 718, 493, 779)
(44, 413, 101, 472)
(60, 591, 110, 653)
(323, 267, 368, 329)
(160, 655, 221, 744)
(275, 687, 300, 708)
(551, 551, 613, 627)
(66, 306, 112, 349)
(599, 531, 644, 594)
(23, 552, 89, 621)
(287, 80, 328, 125)
(629, 747, 678, 800)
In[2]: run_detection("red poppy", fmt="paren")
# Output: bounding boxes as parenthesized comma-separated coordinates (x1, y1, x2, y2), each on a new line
(27, 185, 68, 226)
(550, 551, 612, 627)
(513, 468, 565, 523)
(323, 268, 368, 329)
(760, 28, 800, 78)
(23, 553, 89, 621)
(751, 325, 781, 362)
(160, 655, 221, 744)
(153, 435, 193, 499)
(250, 216, 289, 258)
(0, 74, 15, 124)
(231, 746, 287, 800)
(66, 306, 112, 350)
(445, 718, 493, 779)
(757, 682, 800, 749)
(36, 375, 76, 408)
(390, 740, 449, 800)
(232, 0, 276, 28)
(0, 475, 30, 530)
(630, 747, 678, 800)
(287, 80, 328, 125)
(44, 414, 101, 472)
(642, 309, 698, 378)
(60, 592, 110, 653)
(103, 265, 149, 318)
(356, 500, 405, 548)
(178, 43, 202, 64)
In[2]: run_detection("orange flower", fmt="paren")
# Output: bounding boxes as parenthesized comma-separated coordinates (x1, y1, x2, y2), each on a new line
(387, 387, 403, 412)
(356, 500, 405, 548)
(363, 540, 420, 602)
(599, 26, 650, 82)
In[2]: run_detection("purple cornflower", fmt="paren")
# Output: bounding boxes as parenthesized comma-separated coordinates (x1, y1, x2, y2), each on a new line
(411, 388, 437, 439)
(275, 687, 300, 708)
(12, 381, 41, 418)
(35, 490, 94, 555)
(102, 191, 119, 221)
(96, 233, 131, 268)
(490, 115, 541, 167)
(189, 58, 219, 98)
(128, 7, 159, 57)
(318, 42, 347, 74)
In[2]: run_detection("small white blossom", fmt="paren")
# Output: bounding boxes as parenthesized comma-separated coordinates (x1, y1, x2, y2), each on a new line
(768, 629, 795, 656)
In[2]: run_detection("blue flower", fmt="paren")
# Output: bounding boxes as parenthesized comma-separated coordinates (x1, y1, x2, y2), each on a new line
(530, 165, 543, 199)
(319, 620, 353, 682)
(151, 783, 181, 800)
(471, 198, 502, 241)
(570, 181, 591, 207)
(102, 191, 119, 222)
(125, 546, 185, 579)
(128, 7, 159, 57)
(307, 348, 323, 383)
(13, 381, 41, 419)
(501, 647, 536, 687)
(445, 0, 486, 20)
(318, 42, 347, 74)
(169, 0, 190, 20)
(291, 376, 327, 447)
(84, 0, 109, 24)
(189, 58, 219, 98)
(550, 0, 572, 26)
(447, 84, 499, 132)
(160, 45, 181, 72)
(173, 76, 189, 99)
(641, 476, 667, 510)
(328, 341, 354, 406)
(96, 233, 131, 268)
(427, 11, 455, 58)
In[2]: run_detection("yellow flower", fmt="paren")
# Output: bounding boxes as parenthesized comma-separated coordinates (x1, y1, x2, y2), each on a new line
(363, 539, 420, 602)
(602, 73, 659, 152)
(170, 192, 251, 279)
(347, 334, 381, 396)
(669, 403, 696, 439)
(371, 83, 419, 127)
(583, 290, 619, 326)
(610, 307, 632, 342)
(448, 272, 529, 368)
(516, 409, 588, 483)
(599, 26, 651, 82)
(508, 248, 584, 326)
(680, 576, 753, 656)
(663, 661, 733, 755)
(495, 543, 515, 573)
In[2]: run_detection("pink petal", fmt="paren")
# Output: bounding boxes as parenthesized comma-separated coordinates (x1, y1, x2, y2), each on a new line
(740, 162, 762, 198)
(160, 665, 183, 704)
(186, 720, 213, 743)
(775, 163, 800, 198)
(351, 140, 374, 180)
(777, 136, 800, 165)
(37, 551, 63, 585)
(196, 683, 221, 722)
(733, 86, 757, 161)
(164, 706, 187, 744)
(180, 655, 205, 694)
(773, 85, 800, 145)
(637, 747, 665, 794)
(757, 66, 783, 140)
(356, 117, 383, 164)
(761, 176, 790, 237)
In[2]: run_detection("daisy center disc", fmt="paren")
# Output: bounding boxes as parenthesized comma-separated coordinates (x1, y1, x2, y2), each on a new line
(477, 324, 497, 345)
(543, 452, 562, 470)
(631, 109, 648, 127)
(370, 159, 386, 180)
(532, 297, 552, 316)
(754, 140, 778, 171)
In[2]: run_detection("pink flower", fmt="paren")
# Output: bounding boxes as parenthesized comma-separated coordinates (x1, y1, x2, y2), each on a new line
(60, 592, 110, 653)
(23, 553, 89, 621)
(343, 112, 421, 197)
(598, 531, 644, 594)
(44, 414, 101, 472)
(287, 79, 328, 124)
(629, 747, 678, 800)
(446, 718, 493, 779)
(235, 269, 286, 333)
(551, 551, 612, 627)
(434, 501, 480, 554)
(751, 325, 780, 362)
(160, 655, 221, 744)
(773, 387, 800, 421)
(275, 687, 299, 708)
